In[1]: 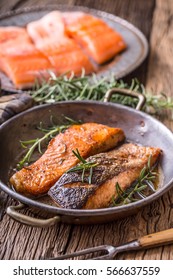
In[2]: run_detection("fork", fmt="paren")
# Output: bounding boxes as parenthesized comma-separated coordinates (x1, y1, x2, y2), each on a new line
(50, 228, 173, 260)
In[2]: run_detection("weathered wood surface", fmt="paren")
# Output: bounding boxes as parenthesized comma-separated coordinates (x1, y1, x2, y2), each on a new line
(0, 0, 173, 260)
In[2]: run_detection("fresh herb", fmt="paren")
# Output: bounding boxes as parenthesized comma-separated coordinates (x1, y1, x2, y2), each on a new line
(17, 116, 80, 169)
(112, 156, 158, 206)
(31, 72, 173, 113)
(144, 92, 173, 115)
(67, 149, 99, 184)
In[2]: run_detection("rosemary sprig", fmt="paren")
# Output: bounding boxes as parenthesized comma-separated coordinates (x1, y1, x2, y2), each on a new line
(17, 116, 80, 169)
(67, 149, 99, 184)
(31, 72, 173, 114)
(112, 156, 158, 206)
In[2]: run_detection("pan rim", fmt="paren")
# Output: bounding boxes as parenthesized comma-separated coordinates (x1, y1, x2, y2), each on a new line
(0, 98, 173, 128)
(1, 178, 173, 216)
(1, 100, 173, 216)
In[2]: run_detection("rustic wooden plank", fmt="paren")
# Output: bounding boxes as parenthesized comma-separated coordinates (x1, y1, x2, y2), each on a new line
(0, 0, 73, 12)
(0, 0, 19, 13)
(0, 198, 73, 260)
(9, 0, 76, 10)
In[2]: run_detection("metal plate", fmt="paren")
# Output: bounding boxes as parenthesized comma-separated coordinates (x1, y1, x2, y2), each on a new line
(0, 5, 148, 93)
(0, 101, 173, 224)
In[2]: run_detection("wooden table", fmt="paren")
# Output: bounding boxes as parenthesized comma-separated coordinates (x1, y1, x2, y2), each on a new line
(0, 0, 173, 260)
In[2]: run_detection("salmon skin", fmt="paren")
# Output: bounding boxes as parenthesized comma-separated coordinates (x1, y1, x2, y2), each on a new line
(63, 12, 126, 64)
(27, 11, 95, 76)
(10, 123, 125, 196)
(48, 143, 161, 209)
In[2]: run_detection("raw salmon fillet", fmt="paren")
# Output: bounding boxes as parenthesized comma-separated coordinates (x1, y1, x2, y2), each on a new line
(0, 26, 53, 89)
(0, 11, 126, 88)
(10, 123, 125, 196)
(48, 143, 161, 209)
(27, 11, 94, 75)
(0, 27, 28, 53)
(63, 12, 126, 64)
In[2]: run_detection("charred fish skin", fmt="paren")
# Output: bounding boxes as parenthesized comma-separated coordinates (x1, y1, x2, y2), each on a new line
(10, 123, 125, 196)
(50, 184, 97, 209)
(48, 153, 126, 209)
(48, 143, 161, 209)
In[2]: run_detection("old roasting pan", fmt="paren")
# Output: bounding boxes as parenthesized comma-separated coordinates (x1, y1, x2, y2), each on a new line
(0, 89, 173, 227)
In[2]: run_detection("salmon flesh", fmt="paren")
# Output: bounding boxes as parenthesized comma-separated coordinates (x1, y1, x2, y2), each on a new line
(0, 11, 126, 88)
(48, 143, 161, 209)
(27, 11, 95, 76)
(0, 26, 53, 89)
(63, 12, 126, 64)
(10, 123, 125, 196)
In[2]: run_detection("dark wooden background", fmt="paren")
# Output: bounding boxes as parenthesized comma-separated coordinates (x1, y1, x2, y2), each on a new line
(0, 0, 173, 260)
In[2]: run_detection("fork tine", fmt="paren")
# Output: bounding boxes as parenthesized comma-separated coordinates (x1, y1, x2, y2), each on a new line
(144, 180, 156, 192)
(49, 245, 109, 260)
(137, 192, 146, 199)
(92, 254, 111, 260)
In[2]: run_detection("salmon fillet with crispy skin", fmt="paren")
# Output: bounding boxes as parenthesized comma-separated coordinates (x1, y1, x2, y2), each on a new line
(48, 143, 161, 209)
(10, 123, 125, 196)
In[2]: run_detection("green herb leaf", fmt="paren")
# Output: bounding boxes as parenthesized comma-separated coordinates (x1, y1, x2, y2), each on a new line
(112, 156, 158, 206)
(17, 116, 81, 169)
(67, 149, 99, 183)
(72, 149, 86, 164)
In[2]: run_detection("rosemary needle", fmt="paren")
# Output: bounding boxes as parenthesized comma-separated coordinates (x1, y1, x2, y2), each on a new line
(112, 156, 158, 206)
(18, 127, 61, 169)
(17, 116, 81, 169)
(67, 149, 99, 184)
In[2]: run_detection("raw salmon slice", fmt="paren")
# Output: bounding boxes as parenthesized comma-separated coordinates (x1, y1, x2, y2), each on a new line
(27, 11, 95, 75)
(1, 52, 53, 89)
(0, 26, 30, 75)
(63, 12, 126, 64)
(48, 143, 161, 209)
(0, 27, 29, 51)
(10, 123, 125, 196)
(0, 27, 53, 89)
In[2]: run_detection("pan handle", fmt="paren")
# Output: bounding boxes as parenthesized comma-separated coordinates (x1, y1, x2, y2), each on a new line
(104, 88, 146, 110)
(6, 203, 60, 227)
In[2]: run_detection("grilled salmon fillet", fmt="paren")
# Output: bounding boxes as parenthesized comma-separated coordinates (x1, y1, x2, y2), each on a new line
(10, 123, 125, 196)
(48, 143, 161, 209)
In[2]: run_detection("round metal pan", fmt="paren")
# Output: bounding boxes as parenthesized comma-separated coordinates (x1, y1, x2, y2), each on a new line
(0, 89, 173, 227)
(0, 5, 148, 93)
